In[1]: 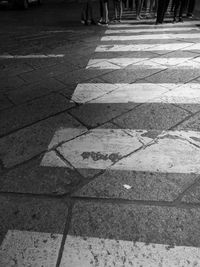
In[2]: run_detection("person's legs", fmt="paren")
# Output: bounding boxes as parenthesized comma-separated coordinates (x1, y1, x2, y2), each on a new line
(104, 1, 109, 23)
(156, 0, 164, 23)
(173, 0, 180, 21)
(187, 0, 196, 16)
(179, 0, 186, 19)
(119, 0, 123, 20)
(113, 0, 118, 19)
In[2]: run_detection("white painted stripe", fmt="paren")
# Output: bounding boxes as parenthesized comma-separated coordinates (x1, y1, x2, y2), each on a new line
(102, 33, 200, 41)
(72, 83, 200, 104)
(106, 27, 199, 34)
(61, 235, 200, 267)
(86, 58, 199, 69)
(108, 20, 200, 28)
(71, 83, 169, 103)
(95, 43, 194, 52)
(0, 230, 62, 266)
(57, 129, 200, 174)
(1, 231, 200, 266)
(0, 54, 65, 59)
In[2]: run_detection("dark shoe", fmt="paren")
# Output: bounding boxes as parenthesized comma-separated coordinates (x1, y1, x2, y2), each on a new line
(173, 17, 178, 23)
(187, 13, 193, 18)
(155, 21, 162, 25)
(91, 20, 96, 25)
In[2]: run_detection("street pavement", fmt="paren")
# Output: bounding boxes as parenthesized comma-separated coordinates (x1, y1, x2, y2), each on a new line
(1, 1, 200, 266)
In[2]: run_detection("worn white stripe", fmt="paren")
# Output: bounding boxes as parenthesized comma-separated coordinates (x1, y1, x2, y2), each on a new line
(57, 129, 200, 174)
(108, 20, 200, 28)
(0, 230, 62, 266)
(72, 83, 200, 104)
(1, 231, 200, 266)
(0, 54, 65, 59)
(86, 58, 199, 69)
(95, 43, 193, 52)
(102, 33, 200, 41)
(105, 27, 199, 34)
(61, 235, 200, 267)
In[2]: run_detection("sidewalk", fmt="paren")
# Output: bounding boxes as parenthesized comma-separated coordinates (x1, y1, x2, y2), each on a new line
(1, 2, 200, 266)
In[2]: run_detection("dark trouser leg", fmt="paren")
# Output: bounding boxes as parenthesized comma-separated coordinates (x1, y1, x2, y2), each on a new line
(187, 0, 195, 15)
(174, 0, 180, 18)
(100, 0, 104, 18)
(156, 0, 165, 23)
(179, 0, 186, 17)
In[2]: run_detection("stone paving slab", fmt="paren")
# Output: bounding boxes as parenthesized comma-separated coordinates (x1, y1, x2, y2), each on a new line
(73, 170, 198, 202)
(0, 230, 62, 267)
(0, 62, 34, 78)
(0, 151, 82, 195)
(0, 76, 25, 92)
(57, 128, 144, 178)
(69, 201, 200, 247)
(60, 235, 200, 267)
(0, 95, 13, 111)
(113, 103, 189, 130)
(0, 93, 74, 137)
(0, 111, 87, 168)
(5, 78, 66, 105)
(181, 183, 200, 204)
(0, 195, 68, 244)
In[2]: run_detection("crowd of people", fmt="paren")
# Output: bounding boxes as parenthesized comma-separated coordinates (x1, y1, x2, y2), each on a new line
(80, 0, 196, 26)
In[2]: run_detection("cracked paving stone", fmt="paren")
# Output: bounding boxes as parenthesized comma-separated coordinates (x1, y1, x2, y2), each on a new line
(0, 230, 62, 267)
(57, 128, 144, 178)
(0, 151, 82, 195)
(113, 103, 189, 130)
(69, 201, 200, 247)
(0, 112, 87, 168)
(110, 130, 200, 174)
(73, 169, 198, 202)
(0, 195, 68, 244)
(0, 93, 74, 137)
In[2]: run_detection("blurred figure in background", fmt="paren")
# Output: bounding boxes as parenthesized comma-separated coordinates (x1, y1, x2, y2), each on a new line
(145, 0, 158, 18)
(135, 0, 144, 20)
(113, 0, 123, 22)
(173, 0, 186, 22)
(187, 0, 196, 17)
(156, 0, 170, 24)
(98, 0, 109, 25)
(81, 0, 96, 25)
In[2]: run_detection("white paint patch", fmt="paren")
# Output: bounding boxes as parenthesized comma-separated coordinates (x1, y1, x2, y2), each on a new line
(0, 54, 65, 59)
(55, 129, 200, 174)
(95, 43, 193, 52)
(105, 27, 199, 34)
(0, 230, 62, 267)
(60, 235, 200, 267)
(101, 33, 200, 41)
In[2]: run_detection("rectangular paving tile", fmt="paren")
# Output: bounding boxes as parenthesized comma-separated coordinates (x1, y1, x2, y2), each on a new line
(143, 68, 200, 86)
(57, 128, 144, 178)
(0, 195, 68, 244)
(0, 230, 62, 267)
(0, 93, 74, 136)
(0, 95, 13, 111)
(73, 169, 198, 202)
(69, 201, 200, 247)
(6, 78, 65, 105)
(0, 151, 82, 195)
(113, 102, 189, 130)
(60, 235, 200, 267)
(0, 112, 87, 167)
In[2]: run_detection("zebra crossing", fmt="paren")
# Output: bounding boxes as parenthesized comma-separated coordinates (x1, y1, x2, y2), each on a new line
(2, 20, 200, 266)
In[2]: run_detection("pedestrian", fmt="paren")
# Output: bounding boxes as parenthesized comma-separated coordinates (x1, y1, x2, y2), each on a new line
(187, 0, 196, 17)
(156, 0, 170, 24)
(81, 0, 96, 25)
(145, 0, 158, 18)
(173, 0, 187, 22)
(135, 0, 144, 20)
(98, 0, 109, 25)
(113, 0, 123, 22)
(170, 0, 176, 12)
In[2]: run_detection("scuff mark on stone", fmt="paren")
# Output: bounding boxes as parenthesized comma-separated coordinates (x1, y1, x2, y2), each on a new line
(141, 130, 161, 139)
(81, 151, 122, 163)
(190, 136, 200, 142)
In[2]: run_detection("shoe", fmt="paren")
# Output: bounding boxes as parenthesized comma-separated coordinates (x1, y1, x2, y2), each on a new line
(136, 16, 141, 20)
(155, 21, 162, 25)
(187, 13, 193, 18)
(99, 21, 108, 26)
(91, 20, 96, 25)
(173, 17, 178, 23)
